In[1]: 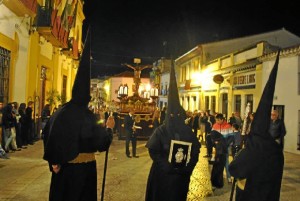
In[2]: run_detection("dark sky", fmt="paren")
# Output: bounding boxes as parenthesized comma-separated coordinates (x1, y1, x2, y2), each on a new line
(83, 0, 300, 78)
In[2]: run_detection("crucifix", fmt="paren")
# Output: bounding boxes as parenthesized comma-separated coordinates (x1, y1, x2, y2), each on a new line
(122, 61, 152, 96)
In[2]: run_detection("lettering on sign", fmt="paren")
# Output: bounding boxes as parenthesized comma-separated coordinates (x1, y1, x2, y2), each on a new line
(233, 73, 255, 86)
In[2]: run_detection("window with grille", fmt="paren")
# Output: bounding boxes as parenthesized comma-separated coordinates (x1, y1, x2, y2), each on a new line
(211, 96, 216, 113)
(205, 96, 209, 110)
(0, 47, 10, 104)
(234, 95, 241, 113)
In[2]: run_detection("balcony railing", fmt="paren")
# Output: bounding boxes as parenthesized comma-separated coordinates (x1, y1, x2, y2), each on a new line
(36, 3, 78, 51)
(3, 0, 37, 17)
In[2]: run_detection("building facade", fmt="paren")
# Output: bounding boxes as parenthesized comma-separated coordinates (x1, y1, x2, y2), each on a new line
(175, 29, 300, 154)
(0, 0, 85, 117)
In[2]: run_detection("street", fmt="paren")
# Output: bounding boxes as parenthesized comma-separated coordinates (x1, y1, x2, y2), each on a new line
(0, 136, 299, 201)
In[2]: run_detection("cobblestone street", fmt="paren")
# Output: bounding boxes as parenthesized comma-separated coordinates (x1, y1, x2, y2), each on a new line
(0, 136, 299, 201)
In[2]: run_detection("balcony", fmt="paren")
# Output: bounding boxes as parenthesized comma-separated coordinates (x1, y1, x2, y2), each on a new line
(60, 38, 80, 60)
(36, 5, 70, 48)
(3, 0, 37, 17)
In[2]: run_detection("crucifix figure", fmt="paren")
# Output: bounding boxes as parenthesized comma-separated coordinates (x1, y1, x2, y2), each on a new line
(122, 63, 152, 96)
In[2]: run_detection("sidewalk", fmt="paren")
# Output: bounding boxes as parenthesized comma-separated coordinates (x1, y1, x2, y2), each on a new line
(0, 137, 299, 201)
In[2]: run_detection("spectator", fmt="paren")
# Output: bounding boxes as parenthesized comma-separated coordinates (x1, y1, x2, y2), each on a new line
(18, 103, 27, 146)
(269, 109, 286, 149)
(2, 104, 20, 152)
(159, 106, 166, 125)
(211, 113, 233, 183)
(192, 110, 199, 138)
(106, 111, 115, 138)
(203, 110, 216, 159)
(152, 107, 160, 129)
(210, 130, 227, 189)
(25, 101, 34, 145)
(41, 104, 51, 130)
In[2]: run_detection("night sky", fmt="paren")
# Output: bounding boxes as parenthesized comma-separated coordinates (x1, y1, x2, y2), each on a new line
(82, 0, 300, 78)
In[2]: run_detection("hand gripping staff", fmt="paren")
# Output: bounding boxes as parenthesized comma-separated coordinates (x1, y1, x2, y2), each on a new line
(229, 102, 251, 201)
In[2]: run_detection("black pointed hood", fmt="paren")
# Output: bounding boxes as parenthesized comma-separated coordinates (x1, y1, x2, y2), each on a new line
(250, 50, 280, 139)
(71, 27, 91, 106)
(165, 61, 187, 138)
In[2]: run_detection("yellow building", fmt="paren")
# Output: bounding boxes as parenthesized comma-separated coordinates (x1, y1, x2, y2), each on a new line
(175, 29, 300, 119)
(0, 0, 85, 115)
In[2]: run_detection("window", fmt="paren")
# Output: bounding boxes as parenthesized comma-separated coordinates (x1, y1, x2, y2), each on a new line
(222, 93, 228, 119)
(0, 47, 10, 104)
(205, 96, 209, 110)
(211, 96, 216, 113)
(62, 75, 67, 103)
(234, 95, 241, 113)
(245, 94, 253, 113)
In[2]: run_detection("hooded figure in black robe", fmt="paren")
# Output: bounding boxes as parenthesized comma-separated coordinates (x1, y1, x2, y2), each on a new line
(42, 27, 112, 201)
(210, 130, 227, 188)
(145, 61, 201, 201)
(229, 51, 284, 201)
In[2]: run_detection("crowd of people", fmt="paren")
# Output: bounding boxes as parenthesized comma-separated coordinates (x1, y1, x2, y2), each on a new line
(0, 101, 39, 159)
(183, 107, 286, 192)
(0, 100, 59, 159)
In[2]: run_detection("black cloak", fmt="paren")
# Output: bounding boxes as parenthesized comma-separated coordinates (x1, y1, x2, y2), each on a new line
(42, 26, 112, 201)
(145, 61, 200, 201)
(229, 51, 284, 201)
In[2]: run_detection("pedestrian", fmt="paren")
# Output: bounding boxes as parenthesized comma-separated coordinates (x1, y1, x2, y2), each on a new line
(25, 101, 34, 145)
(229, 51, 284, 201)
(145, 62, 200, 201)
(210, 130, 227, 189)
(152, 107, 160, 129)
(211, 113, 233, 183)
(203, 110, 215, 159)
(18, 103, 28, 146)
(41, 104, 51, 130)
(192, 110, 199, 138)
(42, 29, 112, 201)
(230, 123, 242, 157)
(106, 111, 115, 138)
(159, 106, 166, 125)
(2, 103, 21, 152)
(269, 109, 286, 149)
(124, 109, 138, 158)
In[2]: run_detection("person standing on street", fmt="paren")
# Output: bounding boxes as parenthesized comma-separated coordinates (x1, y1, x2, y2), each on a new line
(269, 109, 286, 149)
(124, 109, 138, 158)
(25, 101, 34, 145)
(145, 62, 200, 201)
(42, 27, 112, 201)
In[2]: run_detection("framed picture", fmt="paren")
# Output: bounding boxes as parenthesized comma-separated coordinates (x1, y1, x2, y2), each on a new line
(168, 140, 192, 168)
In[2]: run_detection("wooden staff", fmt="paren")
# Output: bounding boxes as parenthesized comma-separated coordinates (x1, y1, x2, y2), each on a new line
(100, 149, 109, 201)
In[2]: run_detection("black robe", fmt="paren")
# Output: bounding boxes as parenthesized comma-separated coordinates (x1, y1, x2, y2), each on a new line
(229, 135, 284, 201)
(43, 102, 112, 201)
(145, 125, 200, 201)
(210, 133, 227, 188)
